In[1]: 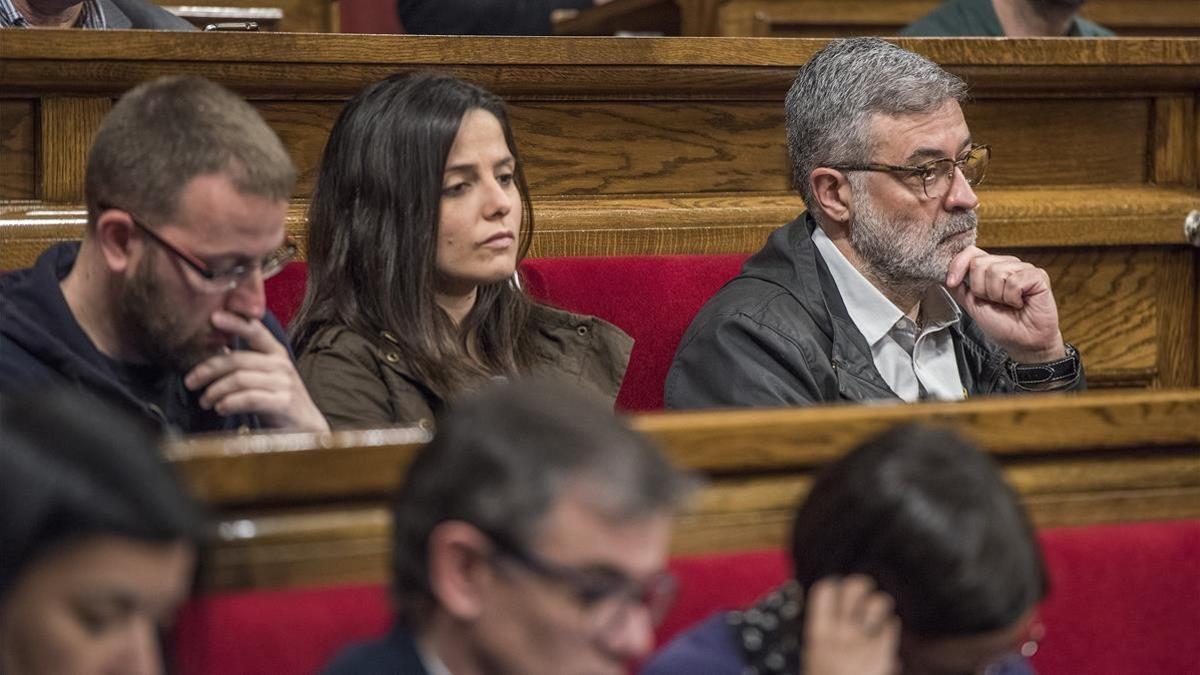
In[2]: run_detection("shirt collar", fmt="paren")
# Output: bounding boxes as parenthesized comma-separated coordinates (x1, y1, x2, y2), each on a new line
(811, 226, 960, 344)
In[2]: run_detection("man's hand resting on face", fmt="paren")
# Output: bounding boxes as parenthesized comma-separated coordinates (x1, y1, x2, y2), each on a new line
(945, 246, 1066, 364)
(185, 310, 330, 432)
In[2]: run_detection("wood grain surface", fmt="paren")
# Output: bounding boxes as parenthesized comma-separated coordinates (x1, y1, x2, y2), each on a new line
(169, 390, 1200, 589)
(38, 98, 110, 202)
(0, 101, 35, 201)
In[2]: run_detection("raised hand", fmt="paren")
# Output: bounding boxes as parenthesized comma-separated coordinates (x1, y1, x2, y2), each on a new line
(802, 575, 900, 675)
(945, 246, 1067, 363)
(185, 310, 330, 432)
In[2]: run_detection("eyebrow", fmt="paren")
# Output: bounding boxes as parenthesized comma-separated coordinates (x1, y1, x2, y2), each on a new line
(444, 156, 515, 175)
(904, 138, 973, 164)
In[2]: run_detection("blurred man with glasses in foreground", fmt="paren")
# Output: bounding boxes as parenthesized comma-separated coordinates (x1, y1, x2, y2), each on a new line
(323, 380, 695, 675)
(0, 75, 329, 433)
(667, 38, 1083, 409)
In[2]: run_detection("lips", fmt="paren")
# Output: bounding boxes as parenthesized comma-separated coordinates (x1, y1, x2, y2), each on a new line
(481, 231, 515, 248)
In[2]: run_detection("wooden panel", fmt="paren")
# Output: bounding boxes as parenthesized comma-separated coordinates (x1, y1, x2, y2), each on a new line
(1155, 95, 1198, 187)
(169, 390, 1200, 589)
(253, 97, 1152, 198)
(0, 100, 36, 200)
(1014, 248, 1159, 388)
(967, 98, 1150, 187)
(38, 97, 110, 202)
(1156, 249, 1199, 388)
(1080, 0, 1200, 37)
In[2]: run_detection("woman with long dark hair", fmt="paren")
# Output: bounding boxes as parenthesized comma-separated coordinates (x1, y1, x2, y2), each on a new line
(292, 71, 631, 429)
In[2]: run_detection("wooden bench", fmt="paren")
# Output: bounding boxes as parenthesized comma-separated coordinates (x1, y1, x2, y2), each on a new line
(2, 34, 1197, 390)
(555, 0, 1200, 37)
(167, 389, 1200, 591)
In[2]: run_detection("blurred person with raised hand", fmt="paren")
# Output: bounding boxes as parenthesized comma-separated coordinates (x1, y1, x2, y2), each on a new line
(0, 389, 202, 675)
(645, 424, 1046, 675)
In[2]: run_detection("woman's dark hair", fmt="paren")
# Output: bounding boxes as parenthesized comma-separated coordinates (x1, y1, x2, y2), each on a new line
(291, 71, 537, 399)
(0, 390, 203, 599)
(790, 424, 1047, 638)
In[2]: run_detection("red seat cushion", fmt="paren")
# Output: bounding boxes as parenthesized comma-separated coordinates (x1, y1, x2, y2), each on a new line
(521, 255, 747, 411)
(173, 520, 1200, 675)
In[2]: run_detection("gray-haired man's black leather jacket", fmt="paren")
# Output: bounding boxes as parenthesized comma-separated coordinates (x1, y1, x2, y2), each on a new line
(665, 214, 1085, 409)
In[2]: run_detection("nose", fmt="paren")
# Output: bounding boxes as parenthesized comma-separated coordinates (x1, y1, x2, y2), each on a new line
(484, 176, 513, 220)
(943, 165, 979, 212)
(116, 618, 164, 675)
(600, 603, 656, 663)
(225, 268, 267, 320)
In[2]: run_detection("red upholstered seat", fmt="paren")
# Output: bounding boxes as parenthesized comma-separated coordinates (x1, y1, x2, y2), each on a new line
(173, 520, 1200, 675)
(264, 256, 749, 410)
(521, 255, 747, 410)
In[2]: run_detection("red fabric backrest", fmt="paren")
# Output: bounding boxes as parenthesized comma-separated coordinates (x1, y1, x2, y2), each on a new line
(521, 255, 748, 410)
(172, 520, 1200, 675)
(265, 256, 749, 410)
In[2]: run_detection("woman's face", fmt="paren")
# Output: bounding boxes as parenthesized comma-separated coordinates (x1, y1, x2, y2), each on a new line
(435, 108, 523, 298)
(0, 536, 194, 675)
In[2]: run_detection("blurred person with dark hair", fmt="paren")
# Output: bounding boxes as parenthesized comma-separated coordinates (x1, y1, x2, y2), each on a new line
(0, 389, 202, 675)
(645, 424, 1046, 675)
(902, 0, 1112, 36)
(293, 71, 630, 429)
(0, 76, 329, 434)
(0, 0, 194, 29)
(322, 380, 695, 674)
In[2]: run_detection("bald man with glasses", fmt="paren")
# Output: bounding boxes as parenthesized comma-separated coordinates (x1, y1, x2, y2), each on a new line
(666, 38, 1084, 410)
(0, 76, 328, 434)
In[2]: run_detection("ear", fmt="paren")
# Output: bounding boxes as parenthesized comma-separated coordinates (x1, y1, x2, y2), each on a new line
(93, 208, 139, 276)
(427, 521, 494, 622)
(809, 168, 854, 226)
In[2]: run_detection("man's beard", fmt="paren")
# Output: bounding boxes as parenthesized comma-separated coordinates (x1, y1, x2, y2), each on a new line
(848, 186, 978, 294)
(117, 250, 223, 373)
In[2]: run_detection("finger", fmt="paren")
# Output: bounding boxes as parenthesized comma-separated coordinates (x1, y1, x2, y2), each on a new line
(805, 577, 840, 641)
(186, 351, 283, 390)
(210, 310, 287, 356)
(838, 574, 875, 623)
(198, 369, 289, 410)
(966, 255, 1017, 298)
(860, 591, 896, 636)
(945, 246, 988, 287)
(209, 389, 288, 418)
(983, 261, 1032, 306)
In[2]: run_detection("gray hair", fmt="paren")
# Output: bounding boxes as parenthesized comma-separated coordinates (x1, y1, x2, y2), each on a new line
(391, 380, 696, 621)
(785, 38, 968, 213)
(85, 75, 295, 230)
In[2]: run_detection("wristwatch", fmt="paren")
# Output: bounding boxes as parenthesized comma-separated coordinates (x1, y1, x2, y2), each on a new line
(1007, 344, 1080, 387)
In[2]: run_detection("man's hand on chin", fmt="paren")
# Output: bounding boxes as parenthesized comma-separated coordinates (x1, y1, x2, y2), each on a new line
(944, 246, 1067, 364)
(184, 310, 330, 432)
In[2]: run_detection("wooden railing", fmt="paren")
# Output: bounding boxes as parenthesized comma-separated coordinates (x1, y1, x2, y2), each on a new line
(168, 389, 1200, 590)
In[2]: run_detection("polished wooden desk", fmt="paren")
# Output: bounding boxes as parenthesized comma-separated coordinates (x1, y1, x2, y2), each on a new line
(168, 389, 1200, 590)
(555, 0, 1200, 37)
(1, 34, 1197, 390)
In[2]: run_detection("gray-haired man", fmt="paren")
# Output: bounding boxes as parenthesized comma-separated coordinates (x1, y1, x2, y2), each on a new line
(667, 38, 1084, 409)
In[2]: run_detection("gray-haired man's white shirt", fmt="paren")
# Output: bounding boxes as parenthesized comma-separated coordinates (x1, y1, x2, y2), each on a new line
(812, 226, 966, 402)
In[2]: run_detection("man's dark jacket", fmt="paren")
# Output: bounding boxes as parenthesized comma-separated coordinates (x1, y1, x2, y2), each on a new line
(0, 242, 288, 433)
(322, 622, 427, 675)
(665, 215, 1085, 409)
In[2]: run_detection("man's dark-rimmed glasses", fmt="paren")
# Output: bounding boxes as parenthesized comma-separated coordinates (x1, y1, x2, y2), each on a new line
(829, 144, 991, 200)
